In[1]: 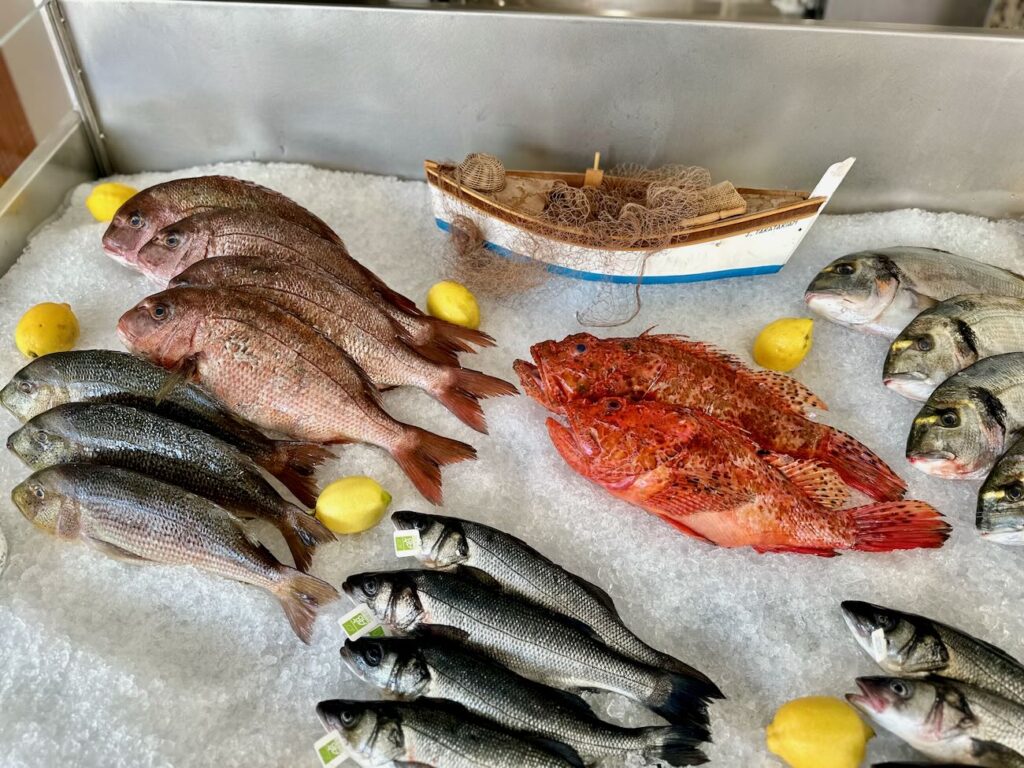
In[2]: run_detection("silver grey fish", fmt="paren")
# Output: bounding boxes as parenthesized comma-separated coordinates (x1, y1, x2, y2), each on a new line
(805, 248, 1024, 338)
(848, 677, 1024, 767)
(0, 350, 330, 506)
(885, 295, 1024, 401)
(390, 510, 716, 686)
(978, 436, 1024, 545)
(842, 601, 1024, 708)
(316, 699, 584, 768)
(341, 637, 709, 765)
(7, 402, 334, 571)
(342, 569, 715, 730)
(12, 465, 338, 642)
(906, 353, 1024, 479)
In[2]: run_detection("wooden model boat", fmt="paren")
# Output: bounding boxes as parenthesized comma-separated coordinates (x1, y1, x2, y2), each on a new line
(425, 157, 855, 284)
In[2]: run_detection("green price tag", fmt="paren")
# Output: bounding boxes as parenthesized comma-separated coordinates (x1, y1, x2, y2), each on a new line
(314, 730, 349, 768)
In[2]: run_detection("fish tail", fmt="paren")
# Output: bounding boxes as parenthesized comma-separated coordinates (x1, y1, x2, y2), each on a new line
(648, 671, 718, 735)
(640, 725, 710, 766)
(260, 441, 334, 507)
(848, 500, 951, 552)
(280, 504, 336, 572)
(393, 427, 477, 505)
(818, 426, 907, 501)
(434, 368, 519, 433)
(274, 570, 340, 644)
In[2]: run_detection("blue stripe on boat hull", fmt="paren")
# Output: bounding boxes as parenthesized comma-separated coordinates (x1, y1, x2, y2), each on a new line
(433, 218, 784, 285)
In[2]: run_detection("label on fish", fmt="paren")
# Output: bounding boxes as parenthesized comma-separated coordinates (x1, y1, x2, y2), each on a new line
(339, 604, 385, 641)
(393, 529, 422, 558)
(870, 627, 888, 662)
(314, 730, 350, 768)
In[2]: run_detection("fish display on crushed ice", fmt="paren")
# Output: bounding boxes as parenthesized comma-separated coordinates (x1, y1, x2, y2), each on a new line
(548, 398, 948, 556)
(316, 699, 585, 768)
(390, 510, 706, 678)
(842, 601, 1024, 708)
(12, 464, 338, 642)
(7, 402, 334, 572)
(804, 247, 1024, 338)
(515, 332, 907, 502)
(0, 350, 330, 506)
(907, 353, 1024, 480)
(342, 568, 719, 730)
(341, 637, 709, 766)
(171, 256, 517, 432)
(978, 437, 1024, 544)
(848, 677, 1024, 767)
(102, 175, 341, 267)
(884, 295, 1024, 401)
(118, 287, 476, 504)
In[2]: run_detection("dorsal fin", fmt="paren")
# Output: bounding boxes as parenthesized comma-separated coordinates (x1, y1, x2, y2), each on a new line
(747, 370, 829, 413)
(762, 455, 850, 509)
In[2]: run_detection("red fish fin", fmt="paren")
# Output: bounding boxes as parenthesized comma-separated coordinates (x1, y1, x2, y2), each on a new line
(394, 334, 461, 367)
(752, 544, 839, 557)
(655, 513, 716, 544)
(372, 283, 422, 316)
(274, 570, 340, 643)
(655, 334, 749, 371)
(261, 441, 334, 507)
(393, 427, 476, 505)
(818, 426, 907, 502)
(426, 317, 496, 354)
(155, 356, 199, 403)
(746, 370, 829, 413)
(435, 369, 519, 434)
(762, 455, 849, 510)
(848, 500, 950, 552)
(218, 175, 342, 245)
(280, 505, 336, 572)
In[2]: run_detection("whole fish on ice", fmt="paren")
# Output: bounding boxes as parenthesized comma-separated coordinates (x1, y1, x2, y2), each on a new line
(548, 398, 948, 556)
(805, 247, 1024, 338)
(514, 332, 906, 502)
(978, 436, 1024, 545)
(118, 287, 476, 504)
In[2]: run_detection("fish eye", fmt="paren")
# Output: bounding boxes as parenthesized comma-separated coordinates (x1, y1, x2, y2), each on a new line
(889, 680, 912, 698)
(32, 485, 45, 500)
(834, 263, 856, 276)
(413, 518, 429, 531)
(874, 611, 896, 631)
(128, 212, 145, 229)
(362, 577, 379, 597)
(365, 643, 383, 666)
(164, 232, 181, 248)
(939, 410, 960, 428)
(17, 380, 35, 394)
(1005, 482, 1024, 502)
(574, 343, 587, 354)
(915, 336, 933, 352)
(149, 303, 169, 321)
(607, 399, 622, 411)
(339, 708, 358, 727)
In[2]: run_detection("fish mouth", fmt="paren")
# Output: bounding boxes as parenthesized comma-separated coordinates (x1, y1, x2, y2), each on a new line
(839, 600, 875, 640)
(978, 525, 1024, 545)
(883, 375, 935, 402)
(513, 359, 543, 399)
(908, 452, 984, 479)
(847, 680, 887, 714)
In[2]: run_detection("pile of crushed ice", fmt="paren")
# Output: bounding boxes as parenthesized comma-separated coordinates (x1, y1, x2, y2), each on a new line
(0, 162, 1022, 767)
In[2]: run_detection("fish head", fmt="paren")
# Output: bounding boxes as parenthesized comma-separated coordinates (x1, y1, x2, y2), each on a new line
(977, 451, 1024, 544)
(136, 217, 212, 284)
(907, 392, 1004, 479)
(883, 314, 965, 401)
(11, 468, 76, 534)
(316, 700, 403, 763)
(341, 638, 430, 697)
(390, 511, 468, 568)
(6, 417, 73, 468)
(804, 252, 900, 329)
(0, 355, 74, 421)
(117, 289, 202, 367)
(102, 187, 179, 266)
(841, 601, 948, 675)
(342, 571, 423, 632)
(525, 333, 633, 410)
(847, 677, 973, 750)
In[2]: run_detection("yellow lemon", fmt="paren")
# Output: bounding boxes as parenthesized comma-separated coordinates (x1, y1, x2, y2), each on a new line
(15, 302, 80, 359)
(426, 280, 480, 330)
(753, 317, 814, 372)
(315, 476, 392, 534)
(766, 696, 874, 768)
(85, 182, 138, 222)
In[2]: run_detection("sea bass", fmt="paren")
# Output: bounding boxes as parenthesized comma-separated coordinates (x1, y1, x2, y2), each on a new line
(842, 601, 1024, 708)
(341, 637, 708, 766)
(171, 256, 517, 432)
(343, 569, 717, 730)
(102, 175, 340, 267)
(906, 353, 1024, 479)
(979, 437, 1024, 544)
(549, 399, 948, 556)
(140, 208, 494, 363)
(884, 295, 1024, 401)
(848, 677, 1024, 767)
(0, 350, 329, 506)
(316, 699, 584, 768)
(390, 510, 709, 680)
(7, 402, 334, 572)
(12, 465, 338, 642)
(514, 332, 906, 502)
(804, 247, 1024, 338)
(117, 287, 475, 504)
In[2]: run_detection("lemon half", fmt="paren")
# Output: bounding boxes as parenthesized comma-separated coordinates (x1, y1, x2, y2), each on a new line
(15, 302, 80, 359)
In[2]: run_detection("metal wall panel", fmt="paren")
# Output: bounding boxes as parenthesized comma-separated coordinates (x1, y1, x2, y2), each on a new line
(61, 1, 1024, 216)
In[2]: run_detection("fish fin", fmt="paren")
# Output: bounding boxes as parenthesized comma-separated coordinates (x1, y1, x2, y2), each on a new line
(217, 175, 342, 244)
(262, 441, 334, 508)
(654, 334, 748, 370)
(273, 570, 340, 644)
(817, 425, 907, 501)
(752, 544, 839, 557)
(154, 356, 198, 403)
(641, 725, 711, 766)
(847, 500, 950, 552)
(394, 762, 434, 768)
(543, 687, 598, 717)
(398, 335, 462, 367)
(970, 739, 1024, 766)
(424, 316, 497, 355)
(453, 564, 503, 591)
(392, 427, 476, 505)
(574, 577, 619, 616)
(648, 671, 717, 735)
(433, 367, 518, 434)
(81, 535, 151, 563)
(532, 738, 586, 768)
(746, 370, 829, 413)
(762, 455, 850, 510)
(409, 624, 472, 644)
(280, 505, 335, 572)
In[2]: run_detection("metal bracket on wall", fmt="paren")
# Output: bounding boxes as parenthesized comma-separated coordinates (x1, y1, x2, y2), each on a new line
(42, 0, 112, 176)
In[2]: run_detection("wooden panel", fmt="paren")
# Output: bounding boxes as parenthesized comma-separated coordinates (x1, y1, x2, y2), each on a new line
(0, 50, 36, 180)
